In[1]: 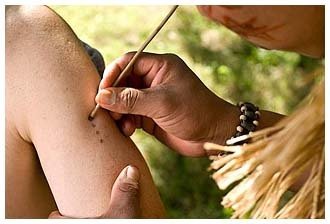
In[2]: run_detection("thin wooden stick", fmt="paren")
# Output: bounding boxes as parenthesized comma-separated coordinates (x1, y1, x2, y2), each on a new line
(88, 5, 179, 121)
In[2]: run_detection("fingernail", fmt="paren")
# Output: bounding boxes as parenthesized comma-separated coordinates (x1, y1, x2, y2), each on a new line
(126, 165, 140, 183)
(97, 89, 116, 105)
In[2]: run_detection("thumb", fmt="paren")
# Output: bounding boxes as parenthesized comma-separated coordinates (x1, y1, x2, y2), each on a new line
(96, 86, 172, 118)
(104, 165, 141, 218)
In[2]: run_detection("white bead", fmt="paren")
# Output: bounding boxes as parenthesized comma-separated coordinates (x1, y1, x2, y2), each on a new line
(241, 106, 247, 112)
(253, 120, 259, 126)
(239, 115, 246, 120)
(255, 111, 261, 116)
(236, 126, 243, 132)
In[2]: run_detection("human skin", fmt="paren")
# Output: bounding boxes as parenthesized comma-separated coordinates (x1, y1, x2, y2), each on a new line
(5, 5, 165, 218)
(94, 6, 323, 193)
(96, 52, 284, 157)
(49, 165, 141, 218)
(197, 5, 324, 58)
(96, 5, 324, 157)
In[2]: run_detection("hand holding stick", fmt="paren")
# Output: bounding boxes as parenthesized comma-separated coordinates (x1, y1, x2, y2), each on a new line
(88, 5, 179, 121)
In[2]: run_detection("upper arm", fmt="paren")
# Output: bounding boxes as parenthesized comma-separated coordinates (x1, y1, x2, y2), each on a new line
(6, 6, 164, 218)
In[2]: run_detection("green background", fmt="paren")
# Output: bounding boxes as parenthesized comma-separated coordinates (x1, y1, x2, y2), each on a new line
(51, 5, 324, 218)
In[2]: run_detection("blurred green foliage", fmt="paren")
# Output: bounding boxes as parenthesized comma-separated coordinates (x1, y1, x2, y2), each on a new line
(52, 5, 324, 218)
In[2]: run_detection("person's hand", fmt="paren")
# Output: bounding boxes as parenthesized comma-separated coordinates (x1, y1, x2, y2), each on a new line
(95, 52, 239, 157)
(49, 165, 140, 218)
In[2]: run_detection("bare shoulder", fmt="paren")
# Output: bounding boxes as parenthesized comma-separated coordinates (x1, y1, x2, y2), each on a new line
(6, 6, 66, 35)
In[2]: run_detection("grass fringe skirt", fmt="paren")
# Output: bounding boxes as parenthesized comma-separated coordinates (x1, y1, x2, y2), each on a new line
(204, 80, 324, 218)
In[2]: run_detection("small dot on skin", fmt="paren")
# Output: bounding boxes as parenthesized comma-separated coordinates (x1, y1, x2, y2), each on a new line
(100, 139, 103, 143)
(96, 130, 100, 135)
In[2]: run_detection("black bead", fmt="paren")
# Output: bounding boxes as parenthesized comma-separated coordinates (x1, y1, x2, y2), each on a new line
(244, 110, 256, 119)
(235, 132, 243, 137)
(242, 102, 257, 111)
(241, 120, 256, 132)
(227, 102, 260, 146)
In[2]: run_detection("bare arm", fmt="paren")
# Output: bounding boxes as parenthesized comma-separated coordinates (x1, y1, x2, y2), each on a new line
(6, 6, 164, 218)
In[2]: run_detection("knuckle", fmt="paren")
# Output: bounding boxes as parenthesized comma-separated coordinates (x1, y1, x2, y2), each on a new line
(163, 53, 181, 63)
(120, 88, 139, 113)
(123, 51, 136, 60)
(161, 53, 184, 70)
(118, 180, 139, 196)
(163, 52, 177, 59)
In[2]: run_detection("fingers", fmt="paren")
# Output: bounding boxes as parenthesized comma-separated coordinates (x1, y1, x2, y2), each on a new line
(99, 53, 135, 89)
(99, 52, 169, 90)
(95, 86, 174, 119)
(118, 115, 136, 136)
(97, 52, 179, 121)
(104, 165, 141, 218)
(109, 111, 122, 121)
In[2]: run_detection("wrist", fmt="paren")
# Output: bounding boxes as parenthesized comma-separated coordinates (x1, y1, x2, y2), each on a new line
(210, 100, 240, 145)
(257, 109, 284, 130)
(210, 101, 284, 146)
